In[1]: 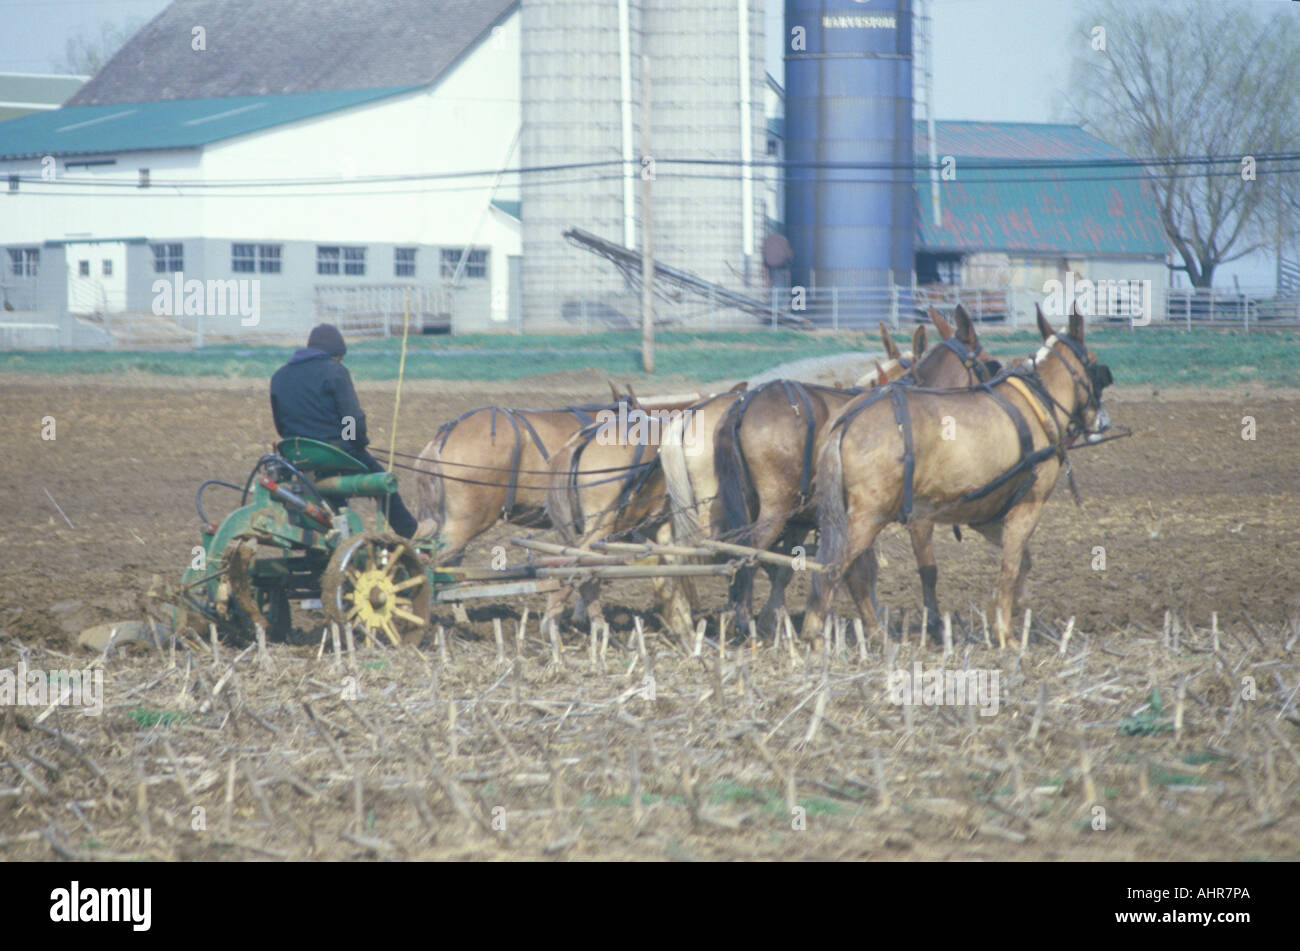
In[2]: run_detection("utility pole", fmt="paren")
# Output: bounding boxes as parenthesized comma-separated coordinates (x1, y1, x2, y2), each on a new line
(640, 54, 655, 373)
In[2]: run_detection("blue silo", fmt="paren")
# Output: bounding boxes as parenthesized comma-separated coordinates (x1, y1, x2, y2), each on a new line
(784, 0, 914, 305)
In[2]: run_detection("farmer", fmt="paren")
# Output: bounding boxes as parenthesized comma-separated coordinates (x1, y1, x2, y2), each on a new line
(270, 323, 418, 538)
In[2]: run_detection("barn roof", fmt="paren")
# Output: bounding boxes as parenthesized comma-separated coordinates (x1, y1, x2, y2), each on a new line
(0, 86, 420, 160)
(67, 0, 516, 106)
(915, 121, 1169, 258)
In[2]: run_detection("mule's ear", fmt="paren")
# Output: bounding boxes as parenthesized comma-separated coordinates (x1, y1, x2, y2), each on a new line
(912, 324, 928, 357)
(728, 380, 748, 393)
(872, 360, 887, 386)
(608, 379, 622, 403)
(1068, 300, 1086, 343)
(879, 322, 901, 360)
(953, 304, 977, 345)
(1035, 303, 1055, 340)
(625, 383, 644, 410)
(929, 306, 955, 340)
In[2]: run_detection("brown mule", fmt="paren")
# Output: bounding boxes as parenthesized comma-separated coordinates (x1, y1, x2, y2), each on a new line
(713, 306, 999, 638)
(413, 403, 607, 567)
(541, 392, 703, 637)
(802, 305, 1113, 647)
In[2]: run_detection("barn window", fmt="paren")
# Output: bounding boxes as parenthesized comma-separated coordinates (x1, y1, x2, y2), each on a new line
(317, 246, 340, 275)
(232, 243, 256, 273)
(78, 260, 89, 277)
(7, 175, 17, 193)
(343, 246, 366, 276)
(258, 244, 281, 274)
(152, 243, 183, 273)
(394, 247, 416, 277)
(7, 248, 38, 277)
(102, 259, 112, 277)
(441, 247, 488, 280)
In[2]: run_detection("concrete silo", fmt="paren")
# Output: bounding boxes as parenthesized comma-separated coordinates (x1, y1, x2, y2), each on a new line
(519, 0, 767, 330)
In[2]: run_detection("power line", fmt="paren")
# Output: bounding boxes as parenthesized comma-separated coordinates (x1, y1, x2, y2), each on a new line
(9, 161, 1300, 198)
(6, 148, 1300, 191)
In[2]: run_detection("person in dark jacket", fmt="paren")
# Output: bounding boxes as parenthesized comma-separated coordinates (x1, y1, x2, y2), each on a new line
(270, 323, 418, 538)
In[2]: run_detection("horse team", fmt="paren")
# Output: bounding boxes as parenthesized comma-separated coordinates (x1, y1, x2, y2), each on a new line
(413, 304, 1114, 648)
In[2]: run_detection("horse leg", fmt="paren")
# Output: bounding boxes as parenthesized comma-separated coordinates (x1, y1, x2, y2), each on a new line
(541, 583, 577, 638)
(993, 509, 1039, 648)
(754, 524, 808, 639)
(907, 519, 943, 642)
(844, 546, 884, 637)
(728, 513, 783, 637)
(433, 537, 475, 628)
(577, 575, 604, 634)
(1013, 548, 1032, 613)
(802, 517, 885, 641)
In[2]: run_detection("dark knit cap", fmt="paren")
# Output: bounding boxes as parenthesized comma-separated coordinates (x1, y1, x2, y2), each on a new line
(307, 323, 347, 358)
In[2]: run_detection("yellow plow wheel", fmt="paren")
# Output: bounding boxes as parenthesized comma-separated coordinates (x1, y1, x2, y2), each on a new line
(322, 531, 431, 647)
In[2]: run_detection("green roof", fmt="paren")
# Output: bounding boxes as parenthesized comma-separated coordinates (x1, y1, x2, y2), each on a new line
(490, 198, 521, 220)
(0, 86, 420, 160)
(915, 121, 1169, 257)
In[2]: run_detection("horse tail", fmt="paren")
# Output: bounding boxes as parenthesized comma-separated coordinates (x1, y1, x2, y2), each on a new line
(715, 395, 755, 544)
(660, 411, 702, 543)
(659, 412, 703, 610)
(413, 438, 445, 536)
(810, 424, 851, 607)
(543, 440, 584, 545)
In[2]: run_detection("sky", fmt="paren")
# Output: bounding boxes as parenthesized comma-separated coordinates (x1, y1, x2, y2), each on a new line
(2, 0, 1293, 286)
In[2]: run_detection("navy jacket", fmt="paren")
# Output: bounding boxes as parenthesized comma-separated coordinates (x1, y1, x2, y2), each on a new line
(270, 348, 368, 452)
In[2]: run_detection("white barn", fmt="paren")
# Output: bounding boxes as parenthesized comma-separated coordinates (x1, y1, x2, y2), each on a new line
(0, 0, 521, 339)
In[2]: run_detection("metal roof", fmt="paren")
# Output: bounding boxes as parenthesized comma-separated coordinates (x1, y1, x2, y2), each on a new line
(68, 0, 516, 106)
(915, 121, 1169, 257)
(0, 86, 420, 160)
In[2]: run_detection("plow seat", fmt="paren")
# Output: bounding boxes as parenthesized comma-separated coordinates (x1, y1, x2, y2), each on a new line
(276, 437, 396, 498)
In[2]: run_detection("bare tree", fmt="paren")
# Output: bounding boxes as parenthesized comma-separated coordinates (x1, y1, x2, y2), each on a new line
(53, 18, 144, 77)
(1067, 1, 1300, 287)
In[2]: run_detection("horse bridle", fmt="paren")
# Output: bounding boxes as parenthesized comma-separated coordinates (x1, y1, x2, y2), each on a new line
(1028, 334, 1113, 441)
(910, 335, 1001, 385)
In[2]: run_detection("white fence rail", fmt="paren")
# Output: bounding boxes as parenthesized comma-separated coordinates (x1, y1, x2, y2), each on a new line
(314, 284, 454, 336)
(4, 282, 1299, 350)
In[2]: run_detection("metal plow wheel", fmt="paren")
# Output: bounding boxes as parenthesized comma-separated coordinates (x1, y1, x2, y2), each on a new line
(323, 531, 431, 647)
(221, 532, 292, 645)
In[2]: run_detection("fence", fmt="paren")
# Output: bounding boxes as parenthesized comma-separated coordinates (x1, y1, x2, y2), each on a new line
(314, 284, 454, 336)
(5, 282, 1300, 350)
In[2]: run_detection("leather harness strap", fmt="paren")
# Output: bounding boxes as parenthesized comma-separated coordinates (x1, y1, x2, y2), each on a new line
(566, 412, 659, 536)
(890, 385, 916, 522)
(1004, 375, 1058, 443)
(960, 373, 1068, 526)
(830, 361, 1071, 528)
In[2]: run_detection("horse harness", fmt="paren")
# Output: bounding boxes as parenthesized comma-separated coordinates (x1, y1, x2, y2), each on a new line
(435, 405, 598, 518)
(899, 335, 998, 386)
(831, 336, 1108, 528)
(563, 406, 662, 536)
(727, 380, 858, 514)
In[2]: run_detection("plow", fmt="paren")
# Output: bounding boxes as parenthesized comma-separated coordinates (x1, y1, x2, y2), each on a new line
(161, 436, 816, 647)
